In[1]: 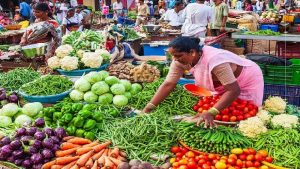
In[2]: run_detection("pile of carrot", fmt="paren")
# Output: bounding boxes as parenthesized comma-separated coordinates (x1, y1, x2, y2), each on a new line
(42, 136, 127, 169)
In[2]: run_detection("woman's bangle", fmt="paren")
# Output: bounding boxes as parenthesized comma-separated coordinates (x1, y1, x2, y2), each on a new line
(146, 103, 157, 110)
(208, 107, 220, 116)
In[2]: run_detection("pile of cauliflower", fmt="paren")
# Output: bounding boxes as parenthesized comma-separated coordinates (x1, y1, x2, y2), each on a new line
(271, 114, 299, 129)
(238, 116, 268, 138)
(47, 45, 110, 71)
(264, 96, 287, 114)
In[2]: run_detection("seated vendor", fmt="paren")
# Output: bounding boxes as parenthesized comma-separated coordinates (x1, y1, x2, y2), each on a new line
(62, 8, 83, 35)
(20, 3, 61, 60)
(160, 1, 184, 27)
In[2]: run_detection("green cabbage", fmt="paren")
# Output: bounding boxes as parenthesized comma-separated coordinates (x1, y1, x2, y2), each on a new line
(98, 93, 113, 104)
(105, 76, 120, 86)
(130, 83, 143, 94)
(124, 92, 132, 99)
(113, 95, 128, 107)
(98, 71, 109, 79)
(14, 114, 32, 126)
(22, 102, 43, 117)
(110, 84, 126, 95)
(120, 80, 132, 91)
(1, 103, 19, 117)
(70, 90, 84, 101)
(84, 91, 98, 103)
(84, 71, 102, 84)
(0, 116, 12, 127)
(74, 78, 91, 92)
(91, 81, 110, 95)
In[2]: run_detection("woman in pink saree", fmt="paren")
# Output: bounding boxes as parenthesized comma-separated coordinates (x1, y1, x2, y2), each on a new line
(143, 36, 264, 127)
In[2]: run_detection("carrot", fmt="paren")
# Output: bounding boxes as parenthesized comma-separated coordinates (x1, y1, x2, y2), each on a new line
(92, 149, 105, 161)
(108, 157, 122, 166)
(79, 167, 88, 169)
(104, 156, 114, 169)
(93, 141, 111, 153)
(85, 158, 93, 168)
(62, 161, 77, 169)
(68, 137, 92, 145)
(51, 165, 64, 169)
(82, 140, 99, 148)
(98, 156, 105, 167)
(109, 147, 120, 158)
(76, 147, 93, 156)
(56, 156, 80, 165)
(91, 160, 98, 169)
(76, 150, 94, 167)
(63, 136, 75, 141)
(60, 142, 81, 150)
(102, 149, 109, 156)
(55, 147, 78, 157)
(119, 151, 127, 158)
(70, 165, 79, 169)
(117, 156, 127, 162)
(42, 160, 56, 169)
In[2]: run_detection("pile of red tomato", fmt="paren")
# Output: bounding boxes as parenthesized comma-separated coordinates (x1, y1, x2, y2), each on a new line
(170, 146, 274, 169)
(192, 96, 258, 122)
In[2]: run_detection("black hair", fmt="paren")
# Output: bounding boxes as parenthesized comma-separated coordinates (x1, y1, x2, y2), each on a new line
(174, 1, 183, 6)
(34, 3, 53, 18)
(169, 37, 201, 53)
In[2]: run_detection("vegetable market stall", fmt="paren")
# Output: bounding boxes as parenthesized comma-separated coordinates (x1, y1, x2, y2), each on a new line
(0, 29, 26, 44)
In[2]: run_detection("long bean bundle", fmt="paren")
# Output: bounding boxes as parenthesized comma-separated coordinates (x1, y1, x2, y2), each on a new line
(20, 75, 73, 96)
(97, 112, 178, 164)
(131, 79, 197, 115)
(0, 68, 41, 91)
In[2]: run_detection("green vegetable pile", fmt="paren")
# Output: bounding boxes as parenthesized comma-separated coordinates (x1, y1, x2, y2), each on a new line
(0, 68, 41, 91)
(131, 79, 197, 115)
(0, 45, 10, 52)
(243, 30, 281, 36)
(124, 28, 140, 41)
(127, 11, 137, 20)
(146, 61, 170, 77)
(252, 129, 300, 168)
(177, 122, 252, 155)
(97, 112, 178, 164)
(19, 75, 73, 96)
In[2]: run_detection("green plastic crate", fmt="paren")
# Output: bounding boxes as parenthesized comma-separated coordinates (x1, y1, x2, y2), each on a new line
(290, 58, 300, 65)
(258, 63, 300, 85)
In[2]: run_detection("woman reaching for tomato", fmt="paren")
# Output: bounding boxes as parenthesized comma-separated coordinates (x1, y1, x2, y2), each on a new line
(142, 36, 264, 128)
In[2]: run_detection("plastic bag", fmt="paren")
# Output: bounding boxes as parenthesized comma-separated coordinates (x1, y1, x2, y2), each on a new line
(246, 54, 292, 66)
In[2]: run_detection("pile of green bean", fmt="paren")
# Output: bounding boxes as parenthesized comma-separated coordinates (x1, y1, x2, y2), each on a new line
(20, 75, 73, 96)
(0, 68, 41, 91)
(252, 129, 300, 168)
(131, 79, 197, 115)
(96, 112, 178, 164)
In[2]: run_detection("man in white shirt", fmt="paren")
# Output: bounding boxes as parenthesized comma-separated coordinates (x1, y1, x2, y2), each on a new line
(181, 0, 213, 38)
(113, 0, 123, 18)
(161, 1, 184, 27)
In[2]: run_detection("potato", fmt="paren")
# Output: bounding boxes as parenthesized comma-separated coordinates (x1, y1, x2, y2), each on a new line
(118, 162, 130, 169)
(140, 162, 153, 169)
(129, 159, 141, 167)
(131, 166, 140, 169)
(160, 162, 171, 169)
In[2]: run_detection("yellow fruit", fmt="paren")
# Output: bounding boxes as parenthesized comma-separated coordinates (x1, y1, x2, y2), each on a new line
(231, 148, 243, 155)
(215, 162, 226, 169)
(170, 158, 176, 164)
(260, 166, 269, 169)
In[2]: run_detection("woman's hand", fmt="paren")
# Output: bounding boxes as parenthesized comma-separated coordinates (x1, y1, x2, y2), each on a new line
(183, 112, 216, 128)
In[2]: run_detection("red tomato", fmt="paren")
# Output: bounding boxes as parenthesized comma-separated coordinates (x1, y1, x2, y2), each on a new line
(212, 159, 218, 164)
(176, 152, 184, 158)
(202, 104, 210, 110)
(229, 154, 238, 160)
(176, 157, 182, 162)
(180, 147, 189, 154)
(186, 151, 195, 158)
(232, 110, 239, 116)
(171, 146, 181, 153)
(236, 105, 244, 111)
(198, 159, 206, 165)
(243, 107, 249, 113)
(173, 162, 180, 167)
(198, 108, 203, 113)
(195, 156, 200, 162)
(178, 165, 188, 169)
(248, 148, 256, 155)
(187, 161, 197, 169)
(230, 116, 237, 122)
(246, 161, 254, 168)
(193, 106, 199, 111)
(215, 114, 222, 121)
(236, 159, 243, 167)
(253, 161, 261, 167)
(246, 155, 255, 161)
(255, 154, 263, 162)
(247, 104, 254, 111)
(240, 100, 248, 105)
(244, 113, 251, 119)
(179, 159, 188, 165)
(208, 154, 216, 160)
(222, 108, 229, 115)
(206, 161, 212, 166)
(249, 110, 257, 117)
(232, 101, 238, 106)
(265, 156, 273, 163)
(199, 155, 209, 161)
(237, 115, 244, 121)
(202, 164, 211, 169)
(238, 154, 247, 161)
(227, 158, 236, 165)
(210, 102, 215, 107)
(197, 101, 204, 107)
(257, 150, 268, 157)
(222, 115, 230, 122)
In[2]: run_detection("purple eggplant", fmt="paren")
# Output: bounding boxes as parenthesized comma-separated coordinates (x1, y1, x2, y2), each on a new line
(44, 128, 54, 137)
(30, 153, 43, 164)
(0, 137, 11, 146)
(34, 131, 46, 140)
(41, 149, 54, 159)
(33, 164, 43, 169)
(32, 140, 42, 148)
(8, 92, 18, 103)
(35, 118, 45, 127)
(50, 136, 60, 144)
(42, 138, 54, 149)
(16, 128, 27, 137)
(7, 156, 15, 163)
(0, 150, 8, 159)
(29, 146, 39, 154)
(14, 159, 24, 166)
(52, 144, 60, 153)
(54, 127, 67, 140)
(0, 89, 6, 101)
(22, 159, 32, 168)
(12, 149, 24, 158)
(1, 145, 12, 156)
(20, 136, 33, 145)
(27, 127, 38, 136)
(10, 140, 22, 150)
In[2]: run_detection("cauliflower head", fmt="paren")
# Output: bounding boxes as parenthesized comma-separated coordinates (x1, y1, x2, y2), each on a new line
(238, 116, 268, 138)
(55, 44, 73, 58)
(271, 114, 299, 129)
(264, 96, 286, 114)
(60, 56, 79, 71)
(81, 52, 103, 68)
(47, 56, 61, 69)
(257, 108, 271, 124)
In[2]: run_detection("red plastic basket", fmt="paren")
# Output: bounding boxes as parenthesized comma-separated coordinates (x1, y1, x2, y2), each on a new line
(276, 41, 300, 59)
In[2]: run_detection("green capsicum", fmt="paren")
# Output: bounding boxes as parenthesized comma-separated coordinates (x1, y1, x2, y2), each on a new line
(78, 109, 92, 118)
(66, 125, 76, 135)
(53, 112, 63, 122)
(92, 111, 104, 123)
(72, 103, 83, 113)
(53, 102, 64, 111)
(75, 129, 85, 137)
(84, 131, 95, 140)
(61, 104, 72, 114)
(43, 107, 55, 118)
(73, 116, 84, 128)
(109, 109, 119, 117)
(82, 104, 97, 111)
(83, 119, 96, 131)
(62, 113, 73, 123)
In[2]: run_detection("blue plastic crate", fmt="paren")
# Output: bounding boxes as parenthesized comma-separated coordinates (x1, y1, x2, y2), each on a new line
(57, 63, 109, 77)
(260, 24, 279, 32)
(295, 18, 300, 24)
(177, 78, 195, 85)
(143, 44, 168, 56)
(264, 83, 300, 105)
(107, 13, 114, 19)
(18, 90, 71, 104)
(211, 43, 221, 49)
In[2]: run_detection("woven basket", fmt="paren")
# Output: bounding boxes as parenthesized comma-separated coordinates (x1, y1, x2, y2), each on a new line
(4, 24, 22, 30)
(246, 40, 264, 54)
(225, 47, 245, 55)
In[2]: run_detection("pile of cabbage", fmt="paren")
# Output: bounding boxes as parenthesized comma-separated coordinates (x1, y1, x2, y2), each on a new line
(69, 71, 142, 107)
(0, 102, 43, 128)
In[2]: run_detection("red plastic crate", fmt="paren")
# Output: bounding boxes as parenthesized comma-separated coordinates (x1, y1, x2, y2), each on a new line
(276, 42, 300, 59)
